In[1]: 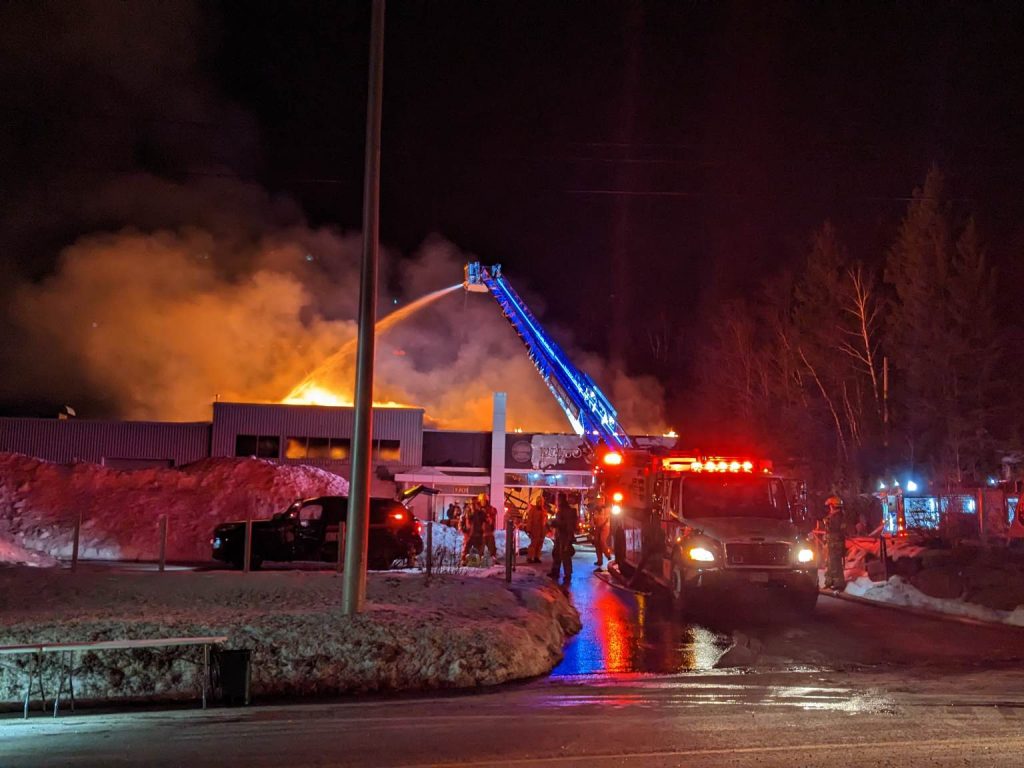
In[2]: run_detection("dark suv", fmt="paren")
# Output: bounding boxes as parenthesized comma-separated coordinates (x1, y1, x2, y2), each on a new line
(211, 493, 426, 570)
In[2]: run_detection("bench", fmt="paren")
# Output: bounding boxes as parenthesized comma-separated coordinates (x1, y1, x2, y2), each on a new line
(0, 635, 228, 718)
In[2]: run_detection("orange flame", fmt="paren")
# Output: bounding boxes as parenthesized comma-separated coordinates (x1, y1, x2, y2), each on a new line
(280, 284, 461, 411)
(283, 383, 413, 409)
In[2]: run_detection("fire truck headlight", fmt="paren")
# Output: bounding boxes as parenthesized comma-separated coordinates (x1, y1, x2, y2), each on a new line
(797, 547, 815, 563)
(611, 504, 622, 515)
(612, 491, 624, 503)
(688, 546, 715, 562)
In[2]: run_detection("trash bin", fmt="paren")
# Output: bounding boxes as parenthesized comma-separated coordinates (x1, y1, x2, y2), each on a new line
(214, 649, 251, 706)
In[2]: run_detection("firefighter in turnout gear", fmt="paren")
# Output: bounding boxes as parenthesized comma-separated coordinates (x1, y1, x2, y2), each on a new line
(549, 492, 578, 582)
(823, 495, 846, 590)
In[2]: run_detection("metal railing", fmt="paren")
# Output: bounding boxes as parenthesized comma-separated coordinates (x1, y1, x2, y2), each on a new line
(1, 635, 228, 718)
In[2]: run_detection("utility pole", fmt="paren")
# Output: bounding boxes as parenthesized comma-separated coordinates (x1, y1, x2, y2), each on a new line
(343, 0, 386, 615)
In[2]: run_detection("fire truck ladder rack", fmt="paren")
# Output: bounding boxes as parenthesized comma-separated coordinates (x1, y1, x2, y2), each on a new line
(464, 262, 632, 450)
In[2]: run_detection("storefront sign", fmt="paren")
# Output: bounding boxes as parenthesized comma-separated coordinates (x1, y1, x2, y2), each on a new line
(506, 434, 594, 470)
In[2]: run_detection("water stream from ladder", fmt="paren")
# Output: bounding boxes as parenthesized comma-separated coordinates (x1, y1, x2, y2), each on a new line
(283, 282, 463, 403)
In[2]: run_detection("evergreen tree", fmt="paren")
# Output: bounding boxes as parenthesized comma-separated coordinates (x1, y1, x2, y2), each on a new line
(944, 218, 1000, 479)
(883, 167, 1001, 482)
(884, 166, 952, 476)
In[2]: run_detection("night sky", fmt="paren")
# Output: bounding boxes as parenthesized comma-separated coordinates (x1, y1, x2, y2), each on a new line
(3, 1, 1024, 423)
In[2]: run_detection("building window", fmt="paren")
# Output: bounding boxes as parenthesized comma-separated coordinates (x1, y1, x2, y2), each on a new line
(236, 434, 280, 459)
(285, 437, 307, 459)
(373, 439, 401, 462)
(904, 497, 939, 529)
(282, 436, 351, 460)
(307, 437, 331, 460)
(329, 438, 350, 460)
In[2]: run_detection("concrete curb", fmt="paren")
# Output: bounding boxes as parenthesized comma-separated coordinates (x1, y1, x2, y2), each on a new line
(820, 587, 1024, 631)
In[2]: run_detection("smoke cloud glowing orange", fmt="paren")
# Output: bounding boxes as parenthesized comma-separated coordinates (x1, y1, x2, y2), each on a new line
(8, 188, 665, 433)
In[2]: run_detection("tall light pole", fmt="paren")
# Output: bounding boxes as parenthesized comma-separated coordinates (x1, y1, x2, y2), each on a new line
(343, 0, 386, 615)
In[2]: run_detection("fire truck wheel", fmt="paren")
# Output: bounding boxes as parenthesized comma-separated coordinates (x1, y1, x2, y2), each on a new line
(793, 587, 818, 614)
(613, 527, 626, 564)
(670, 561, 687, 617)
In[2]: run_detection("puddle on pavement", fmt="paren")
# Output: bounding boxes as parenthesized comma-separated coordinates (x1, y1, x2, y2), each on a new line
(550, 552, 811, 676)
(551, 557, 733, 675)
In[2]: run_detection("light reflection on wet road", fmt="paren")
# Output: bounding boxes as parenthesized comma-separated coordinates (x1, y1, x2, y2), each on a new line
(551, 554, 732, 675)
(549, 545, 1024, 676)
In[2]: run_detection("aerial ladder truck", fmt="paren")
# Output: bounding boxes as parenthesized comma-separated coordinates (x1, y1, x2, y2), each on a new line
(463, 262, 632, 450)
(464, 262, 817, 616)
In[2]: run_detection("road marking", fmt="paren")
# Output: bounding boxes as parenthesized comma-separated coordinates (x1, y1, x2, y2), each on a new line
(405, 734, 1024, 767)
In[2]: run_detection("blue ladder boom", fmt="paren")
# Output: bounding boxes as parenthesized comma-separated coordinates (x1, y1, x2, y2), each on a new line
(464, 262, 633, 449)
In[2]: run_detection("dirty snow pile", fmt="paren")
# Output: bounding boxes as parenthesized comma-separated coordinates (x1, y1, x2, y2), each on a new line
(0, 452, 348, 562)
(0, 567, 580, 705)
(0, 536, 58, 567)
(845, 535, 927, 577)
(845, 575, 1024, 627)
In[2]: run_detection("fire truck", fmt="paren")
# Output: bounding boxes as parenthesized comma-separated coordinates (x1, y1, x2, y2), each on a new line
(595, 449, 819, 614)
(465, 262, 818, 613)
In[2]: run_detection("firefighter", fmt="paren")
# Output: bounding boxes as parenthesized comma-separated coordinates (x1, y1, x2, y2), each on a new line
(549, 491, 578, 582)
(460, 499, 484, 565)
(591, 501, 611, 570)
(479, 493, 500, 564)
(524, 490, 548, 563)
(823, 495, 846, 590)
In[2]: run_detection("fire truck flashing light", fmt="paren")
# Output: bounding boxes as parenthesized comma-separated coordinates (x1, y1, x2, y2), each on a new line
(662, 457, 758, 473)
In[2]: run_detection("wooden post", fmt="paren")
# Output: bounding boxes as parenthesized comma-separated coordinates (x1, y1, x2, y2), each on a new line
(158, 515, 168, 572)
(504, 519, 514, 583)
(71, 511, 81, 571)
(243, 513, 253, 573)
(425, 502, 434, 582)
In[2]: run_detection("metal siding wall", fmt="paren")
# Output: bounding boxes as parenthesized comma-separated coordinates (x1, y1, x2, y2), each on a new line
(0, 419, 210, 465)
(211, 403, 423, 465)
(422, 430, 491, 467)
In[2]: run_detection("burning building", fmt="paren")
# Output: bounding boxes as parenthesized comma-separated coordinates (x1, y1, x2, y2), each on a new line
(0, 399, 602, 524)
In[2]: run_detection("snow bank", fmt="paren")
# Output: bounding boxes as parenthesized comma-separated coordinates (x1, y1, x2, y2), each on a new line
(0, 566, 580, 704)
(0, 536, 57, 567)
(845, 536, 927, 578)
(0, 452, 348, 562)
(845, 575, 1024, 627)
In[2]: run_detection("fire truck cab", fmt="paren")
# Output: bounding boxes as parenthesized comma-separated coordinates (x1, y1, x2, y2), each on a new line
(597, 450, 819, 616)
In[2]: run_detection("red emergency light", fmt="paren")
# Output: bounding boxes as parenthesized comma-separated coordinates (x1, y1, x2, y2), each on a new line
(602, 451, 623, 466)
(663, 456, 758, 473)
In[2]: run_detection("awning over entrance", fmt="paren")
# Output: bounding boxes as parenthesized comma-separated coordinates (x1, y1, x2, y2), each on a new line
(393, 467, 490, 488)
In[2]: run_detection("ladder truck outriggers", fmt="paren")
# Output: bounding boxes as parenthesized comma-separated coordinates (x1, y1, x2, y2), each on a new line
(465, 263, 819, 615)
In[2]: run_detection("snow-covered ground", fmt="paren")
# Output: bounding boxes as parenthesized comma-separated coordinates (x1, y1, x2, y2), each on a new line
(0, 452, 348, 563)
(0, 566, 581, 705)
(844, 575, 1024, 627)
(0, 536, 58, 568)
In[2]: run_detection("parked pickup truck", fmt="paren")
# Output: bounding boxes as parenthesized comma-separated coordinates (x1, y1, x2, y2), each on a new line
(210, 487, 432, 570)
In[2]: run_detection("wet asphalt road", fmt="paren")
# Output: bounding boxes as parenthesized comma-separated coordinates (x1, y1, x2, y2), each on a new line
(552, 546, 1024, 675)
(4, 548, 1024, 767)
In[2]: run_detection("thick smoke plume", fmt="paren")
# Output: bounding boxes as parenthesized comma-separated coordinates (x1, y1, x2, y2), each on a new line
(0, 0, 665, 434)
(10, 219, 665, 432)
